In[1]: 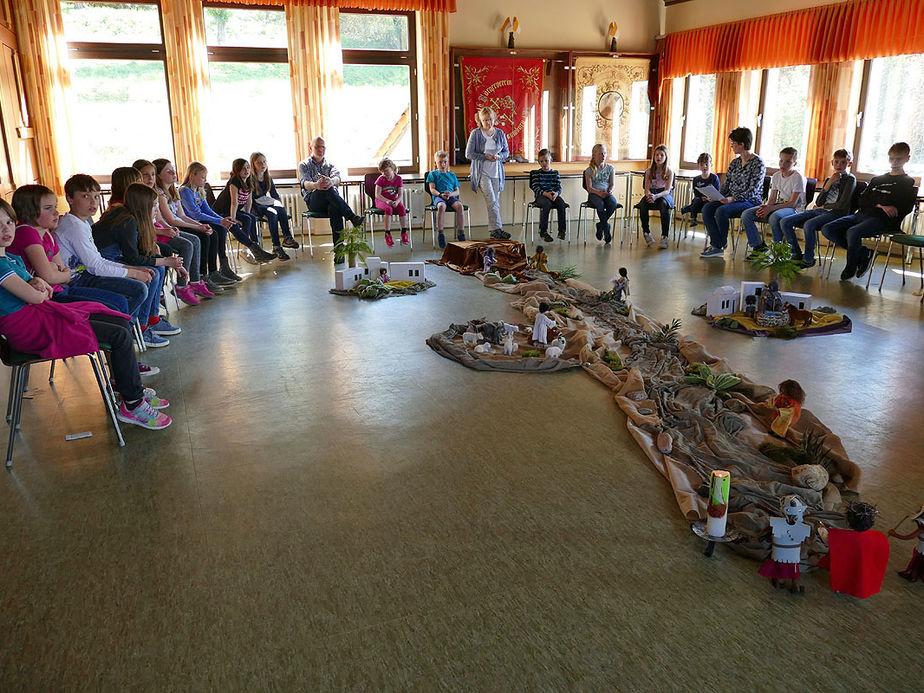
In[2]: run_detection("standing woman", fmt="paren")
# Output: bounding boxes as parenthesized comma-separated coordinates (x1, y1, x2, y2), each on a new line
(635, 144, 675, 249)
(465, 106, 510, 240)
(584, 144, 622, 244)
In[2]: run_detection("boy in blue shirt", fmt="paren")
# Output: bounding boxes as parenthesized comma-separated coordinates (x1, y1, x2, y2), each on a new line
(529, 148, 567, 242)
(426, 151, 465, 248)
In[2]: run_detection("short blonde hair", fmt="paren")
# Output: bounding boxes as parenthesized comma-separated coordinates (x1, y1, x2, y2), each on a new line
(434, 150, 449, 162)
(477, 106, 497, 126)
(378, 158, 397, 173)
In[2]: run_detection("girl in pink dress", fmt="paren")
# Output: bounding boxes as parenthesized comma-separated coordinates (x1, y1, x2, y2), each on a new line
(374, 158, 409, 246)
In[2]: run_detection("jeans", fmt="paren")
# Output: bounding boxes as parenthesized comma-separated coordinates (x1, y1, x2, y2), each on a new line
(680, 197, 705, 220)
(635, 190, 674, 237)
(54, 285, 129, 315)
(253, 202, 292, 246)
(534, 194, 567, 232)
(821, 213, 886, 269)
(306, 188, 358, 249)
(88, 313, 143, 402)
(739, 206, 798, 247)
(167, 232, 200, 284)
(780, 209, 839, 262)
(586, 194, 621, 235)
(69, 271, 149, 320)
(97, 246, 165, 322)
(478, 176, 503, 231)
(186, 226, 220, 273)
(702, 200, 752, 248)
(230, 210, 259, 248)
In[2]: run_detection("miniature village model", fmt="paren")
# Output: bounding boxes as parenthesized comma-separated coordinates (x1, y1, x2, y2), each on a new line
(331, 256, 434, 300)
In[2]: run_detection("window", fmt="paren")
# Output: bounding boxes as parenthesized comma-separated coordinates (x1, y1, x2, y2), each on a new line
(756, 65, 811, 163)
(202, 4, 295, 175)
(60, 1, 174, 177)
(339, 11, 418, 171)
(855, 54, 924, 178)
(680, 74, 715, 167)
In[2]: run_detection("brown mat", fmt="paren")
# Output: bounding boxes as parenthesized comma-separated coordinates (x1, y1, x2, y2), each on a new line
(428, 239, 528, 275)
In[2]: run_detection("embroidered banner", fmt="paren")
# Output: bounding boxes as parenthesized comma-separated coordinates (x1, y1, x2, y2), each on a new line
(460, 56, 544, 160)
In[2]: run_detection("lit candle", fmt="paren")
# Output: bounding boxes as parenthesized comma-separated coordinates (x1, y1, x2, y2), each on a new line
(706, 470, 731, 538)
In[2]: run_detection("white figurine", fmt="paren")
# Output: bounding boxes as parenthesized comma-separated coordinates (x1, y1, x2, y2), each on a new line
(473, 342, 493, 354)
(550, 336, 566, 350)
(545, 346, 563, 359)
(531, 301, 556, 346)
(463, 331, 483, 346)
(758, 495, 812, 594)
(502, 323, 519, 356)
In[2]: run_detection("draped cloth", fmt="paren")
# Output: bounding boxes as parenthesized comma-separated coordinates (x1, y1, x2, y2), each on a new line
(804, 62, 855, 181)
(417, 10, 450, 165)
(161, 0, 211, 169)
(285, 1, 343, 153)
(710, 72, 741, 174)
(216, 0, 456, 9)
(11, 0, 74, 195)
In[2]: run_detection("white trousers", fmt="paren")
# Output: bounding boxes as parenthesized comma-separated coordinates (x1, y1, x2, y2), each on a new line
(478, 176, 503, 231)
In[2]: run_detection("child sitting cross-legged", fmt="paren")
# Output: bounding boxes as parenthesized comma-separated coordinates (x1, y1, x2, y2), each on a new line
(426, 151, 465, 248)
(0, 199, 170, 430)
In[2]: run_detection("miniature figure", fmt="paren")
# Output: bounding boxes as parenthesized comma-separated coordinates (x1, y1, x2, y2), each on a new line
(549, 336, 566, 350)
(770, 379, 804, 438)
(784, 302, 813, 327)
(529, 245, 549, 273)
(462, 331, 483, 346)
(758, 495, 811, 594)
(473, 342, 493, 354)
(611, 267, 630, 301)
(888, 505, 924, 582)
(502, 322, 519, 356)
(760, 279, 784, 313)
(531, 301, 556, 345)
(483, 247, 497, 274)
(545, 346, 563, 358)
(818, 501, 890, 598)
(744, 294, 757, 319)
(377, 267, 390, 284)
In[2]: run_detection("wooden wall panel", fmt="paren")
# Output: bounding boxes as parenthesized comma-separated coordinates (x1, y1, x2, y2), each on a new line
(0, 0, 37, 196)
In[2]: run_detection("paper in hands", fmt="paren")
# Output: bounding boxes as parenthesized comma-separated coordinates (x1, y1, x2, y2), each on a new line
(698, 185, 726, 202)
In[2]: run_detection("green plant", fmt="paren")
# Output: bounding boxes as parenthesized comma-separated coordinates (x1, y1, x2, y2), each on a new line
(554, 265, 582, 279)
(603, 351, 623, 370)
(553, 306, 573, 318)
(684, 363, 741, 394)
(799, 431, 833, 471)
(521, 349, 541, 358)
(333, 227, 373, 267)
(650, 318, 682, 343)
(714, 317, 740, 329)
(768, 326, 799, 339)
(748, 240, 802, 287)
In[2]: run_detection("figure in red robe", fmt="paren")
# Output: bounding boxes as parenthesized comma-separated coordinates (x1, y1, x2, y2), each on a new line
(818, 501, 889, 599)
(888, 505, 924, 582)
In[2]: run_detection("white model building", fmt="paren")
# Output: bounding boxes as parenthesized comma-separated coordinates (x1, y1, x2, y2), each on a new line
(780, 291, 812, 310)
(739, 281, 765, 308)
(334, 259, 427, 289)
(364, 256, 385, 279)
(335, 266, 367, 291)
(388, 262, 426, 281)
(707, 286, 739, 316)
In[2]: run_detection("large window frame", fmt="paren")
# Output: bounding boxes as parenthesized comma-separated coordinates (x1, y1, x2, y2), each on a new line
(63, 0, 174, 181)
(339, 9, 419, 175)
(678, 73, 716, 169)
(203, 1, 292, 179)
(753, 64, 812, 165)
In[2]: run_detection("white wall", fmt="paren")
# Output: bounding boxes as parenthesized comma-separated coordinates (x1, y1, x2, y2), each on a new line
(666, 0, 839, 33)
(450, 0, 659, 53)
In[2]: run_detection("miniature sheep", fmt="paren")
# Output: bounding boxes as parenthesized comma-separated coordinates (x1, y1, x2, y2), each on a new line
(463, 331, 483, 346)
(473, 342, 493, 354)
(545, 346, 563, 358)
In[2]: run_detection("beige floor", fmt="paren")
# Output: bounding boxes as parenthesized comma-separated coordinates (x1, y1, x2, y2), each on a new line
(1, 224, 922, 690)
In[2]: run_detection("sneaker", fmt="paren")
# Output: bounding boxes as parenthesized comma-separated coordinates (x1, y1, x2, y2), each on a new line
(152, 317, 181, 336)
(385, 232, 395, 247)
(252, 246, 277, 263)
(138, 362, 160, 377)
(540, 230, 553, 243)
(490, 229, 504, 239)
(456, 230, 466, 242)
(281, 235, 300, 249)
(790, 252, 803, 262)
(644, 232, 654, 247)
(700, 245, 726, 258)
(745, 243, 769, 261)
(400, 230, 409, 245)
(603, 223, 612, 244)
(595, 225, 603, 241)
(174, 285, 200, 306)
(117, 400, 171, 430)
(143, 330, 170, 348)
(273, 246, 291, 261)
(855, 248, 873, 278)
(191, 280, 216, 298)
(351, 215, 365, 228)
(840, 265, 856, 281)
(239, 248, 259, 265)
(218, 267, 242, 283)
(659, 237, 669, 249)
(438, 231, 446, 248)
(557, 229, 566, 240)
(210, 270, 235, 286)
(798, 258, 816, 269)
(689, 220, 699, 227)
(143, 388, 169, 409)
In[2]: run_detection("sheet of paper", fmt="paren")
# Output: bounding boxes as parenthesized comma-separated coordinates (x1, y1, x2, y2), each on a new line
(699, 184, 725, 202)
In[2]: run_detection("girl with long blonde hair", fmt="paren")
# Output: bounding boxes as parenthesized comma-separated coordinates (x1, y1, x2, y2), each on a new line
(178, 162, 240, 284)
(583, 144, 622, 243)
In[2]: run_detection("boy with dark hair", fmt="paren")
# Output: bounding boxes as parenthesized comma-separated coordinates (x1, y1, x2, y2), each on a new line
(821, 141, 916, 280)
(681, 152, 720, 227)
(529, 148, 568, 242)
(779, 148, 856, 268)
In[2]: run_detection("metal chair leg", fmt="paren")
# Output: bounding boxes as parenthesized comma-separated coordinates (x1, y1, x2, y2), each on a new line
(865, 237, 883, 289)
(6, 365, 26, 467)
(49, 360, 55, 383)
(877, 239, 895, 291)
(88, 352, 125, 447)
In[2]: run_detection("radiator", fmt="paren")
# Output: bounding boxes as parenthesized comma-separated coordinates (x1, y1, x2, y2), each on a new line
(278, 190, 304, 230)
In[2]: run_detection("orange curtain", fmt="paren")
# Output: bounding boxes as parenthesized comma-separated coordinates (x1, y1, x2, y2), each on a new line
(285, 1, 343, 155)
(650, 76, 673, 160)
(660, 0, 924, 83)
(710, 72, 741, 173)
(218, 1, 457, 10)
(804, 62, 855, 181)
(11, 0, 73, 195)
(417, 9, 450, 168)
(161, 0, 211, 170)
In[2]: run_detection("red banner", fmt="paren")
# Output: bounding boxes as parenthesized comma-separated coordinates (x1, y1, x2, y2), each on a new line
(460, 57, 544, 160)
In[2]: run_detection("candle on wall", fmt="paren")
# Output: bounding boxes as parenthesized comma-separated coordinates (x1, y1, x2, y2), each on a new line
(706, 470, 731, 537)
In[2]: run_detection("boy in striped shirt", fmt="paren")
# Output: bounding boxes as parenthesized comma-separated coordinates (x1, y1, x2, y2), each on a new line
(529, 149, 568, 242)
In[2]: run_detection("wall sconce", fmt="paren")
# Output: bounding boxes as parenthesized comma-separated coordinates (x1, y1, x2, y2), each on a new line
(607, 22, 619, 52)
(501, 16, 519, 49)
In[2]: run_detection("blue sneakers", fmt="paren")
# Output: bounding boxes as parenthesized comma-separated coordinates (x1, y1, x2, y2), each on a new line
(143, 330, 169, 348)
(151, 317, 181, 336)
(700, 245, 726, 258)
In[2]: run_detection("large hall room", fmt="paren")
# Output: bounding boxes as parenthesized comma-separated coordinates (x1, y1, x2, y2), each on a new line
(1, 0, 922, 688)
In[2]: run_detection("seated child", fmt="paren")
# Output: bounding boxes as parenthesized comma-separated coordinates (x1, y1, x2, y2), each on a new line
(635, 144, 674, 249)
(770, 379, 804, 438)
(179, 161, 239, 285)
(529, 148, 567, 242)
(426, 151, 465, 248)
(822, 141, 916, 281)
(482, 246, 497, 273)
(740, 147, 806, 256)
(531, 301, 556, 345)
(374, 158, 409, 247)
(681, 152, 720, 227)
(0, 198, 170, 430)
(584, 143, 622, 244)
(529, 245, 548, 273)
(611, 267, 630, 301)
(779, 148, 856, 269)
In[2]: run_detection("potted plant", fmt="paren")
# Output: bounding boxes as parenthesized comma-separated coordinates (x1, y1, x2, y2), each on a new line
(748, 240, 801, 287)
(333, 227, 372, 268)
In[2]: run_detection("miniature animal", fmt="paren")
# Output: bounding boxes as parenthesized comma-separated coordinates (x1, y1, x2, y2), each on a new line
(473, 342, 493, 354)
(501, 323, 519, 356)
(463, 331, 483, 346)
(784, 303, 813, 327)
(550, 336, 566, 350)
(545, 346, 563, 359)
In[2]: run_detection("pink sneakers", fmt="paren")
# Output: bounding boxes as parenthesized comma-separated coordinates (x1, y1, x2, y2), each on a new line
(400, 230, 409, 245)
(190, 280, 215, 298)
(385, 232, 395, 247)
(174, 285, 200, 306)
(116, 400, 172, 430)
